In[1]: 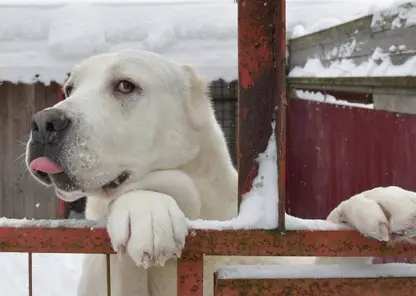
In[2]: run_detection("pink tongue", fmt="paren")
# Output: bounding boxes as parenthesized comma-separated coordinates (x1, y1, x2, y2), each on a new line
(30, 157, 63, 174)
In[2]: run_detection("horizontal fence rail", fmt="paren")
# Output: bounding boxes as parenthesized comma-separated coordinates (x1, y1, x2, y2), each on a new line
(287, 76, 416, 94)
(214, 264, 416, 296)
(1, 224, 416, 296)
(215, 276, 416, 296)
(1, 224, 416, 256)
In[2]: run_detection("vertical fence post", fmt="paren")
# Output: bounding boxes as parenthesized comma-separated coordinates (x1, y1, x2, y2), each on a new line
(177, 252, 204, 296)
(28, 252, 33, 296)
(275, 0, 287, 230)
(238, 0, 286, 225)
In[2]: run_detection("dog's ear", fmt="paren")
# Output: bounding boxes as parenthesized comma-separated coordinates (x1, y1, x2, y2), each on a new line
(182, 65, 212, 129)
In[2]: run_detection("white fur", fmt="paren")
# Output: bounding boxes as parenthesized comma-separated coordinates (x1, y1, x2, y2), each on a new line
(26, 50, 416, 296)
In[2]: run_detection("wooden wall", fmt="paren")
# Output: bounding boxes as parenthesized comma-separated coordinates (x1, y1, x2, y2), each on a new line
(288, 2, 416, 72)
(0, 82, 59, 219)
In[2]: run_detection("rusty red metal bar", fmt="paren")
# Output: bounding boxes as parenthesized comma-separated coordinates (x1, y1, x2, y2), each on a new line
(238, 0, 280, 207)
(1, 227, 416, 257)
(1, 226, 415, 295)
(177, 253, 204, 296)
(214, 277, 416, 296)
(238, 0, 287, 228)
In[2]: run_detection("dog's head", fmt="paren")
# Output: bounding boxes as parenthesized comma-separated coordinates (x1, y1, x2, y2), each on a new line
(25, 50, 211, 201)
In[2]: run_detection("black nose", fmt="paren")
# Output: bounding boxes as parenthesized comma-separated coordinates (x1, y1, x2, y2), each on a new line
(32, 108, 71, 145)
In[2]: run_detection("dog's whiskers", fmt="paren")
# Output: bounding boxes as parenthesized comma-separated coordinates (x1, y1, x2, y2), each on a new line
(14, 152, 26, 163)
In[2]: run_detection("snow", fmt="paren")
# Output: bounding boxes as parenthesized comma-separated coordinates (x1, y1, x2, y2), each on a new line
(371, 1, 416, 29)
(0, 252, 84, 296)
(187, 122, 351, 231)
(289, 1, 416, 78)
(217, 263, 416, 279)
(0, 218, 103, 295)
(188, 122, 280, 230)
(295, 90, 374, 109)
(0, 0, 413, 84)
(0, 0, 238, 84)
(287, 0, 412, 38)
(289, 47, 416, 78)
(0, 217, 105, 228)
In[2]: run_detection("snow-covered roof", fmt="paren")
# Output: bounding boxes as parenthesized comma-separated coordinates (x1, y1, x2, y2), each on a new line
(0, 0, 408, 84)
(0, 0, 237, 84)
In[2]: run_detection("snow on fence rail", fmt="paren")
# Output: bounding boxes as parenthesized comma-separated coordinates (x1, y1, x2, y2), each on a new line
(287, 76, 416, 114)
(288, 2, 416, 77)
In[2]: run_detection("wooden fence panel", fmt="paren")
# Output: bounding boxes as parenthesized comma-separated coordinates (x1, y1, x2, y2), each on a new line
(288, 2, 416, 72)
(0, 82, 59, 219)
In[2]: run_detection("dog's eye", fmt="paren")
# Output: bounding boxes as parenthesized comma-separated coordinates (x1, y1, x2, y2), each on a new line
(116, 80, 136, 94)
(64, 86, 73, 98)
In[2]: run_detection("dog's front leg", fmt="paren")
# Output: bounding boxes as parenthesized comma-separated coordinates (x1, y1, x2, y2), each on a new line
(107, 190, 189, 269)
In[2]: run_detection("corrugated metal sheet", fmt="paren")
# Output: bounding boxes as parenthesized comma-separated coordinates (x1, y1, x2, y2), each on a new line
(287, 98, 416, 219)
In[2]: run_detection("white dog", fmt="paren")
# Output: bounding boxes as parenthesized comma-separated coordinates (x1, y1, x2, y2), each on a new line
(25, 50, 416, 296)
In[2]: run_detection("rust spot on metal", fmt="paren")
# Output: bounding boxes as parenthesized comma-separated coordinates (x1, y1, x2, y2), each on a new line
(215, 278, 416, 296)
(240, 68, 255, 89)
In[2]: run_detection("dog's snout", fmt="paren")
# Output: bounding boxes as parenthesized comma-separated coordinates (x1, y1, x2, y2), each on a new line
(32, 109, 71, 144)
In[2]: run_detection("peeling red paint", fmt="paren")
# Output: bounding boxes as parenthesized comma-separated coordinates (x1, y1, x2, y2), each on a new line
(240, 68, 255, 89)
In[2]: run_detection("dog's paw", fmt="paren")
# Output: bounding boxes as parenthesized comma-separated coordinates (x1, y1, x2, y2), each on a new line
(107, 190, 188, 268)
(328, 186, 416, 243)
